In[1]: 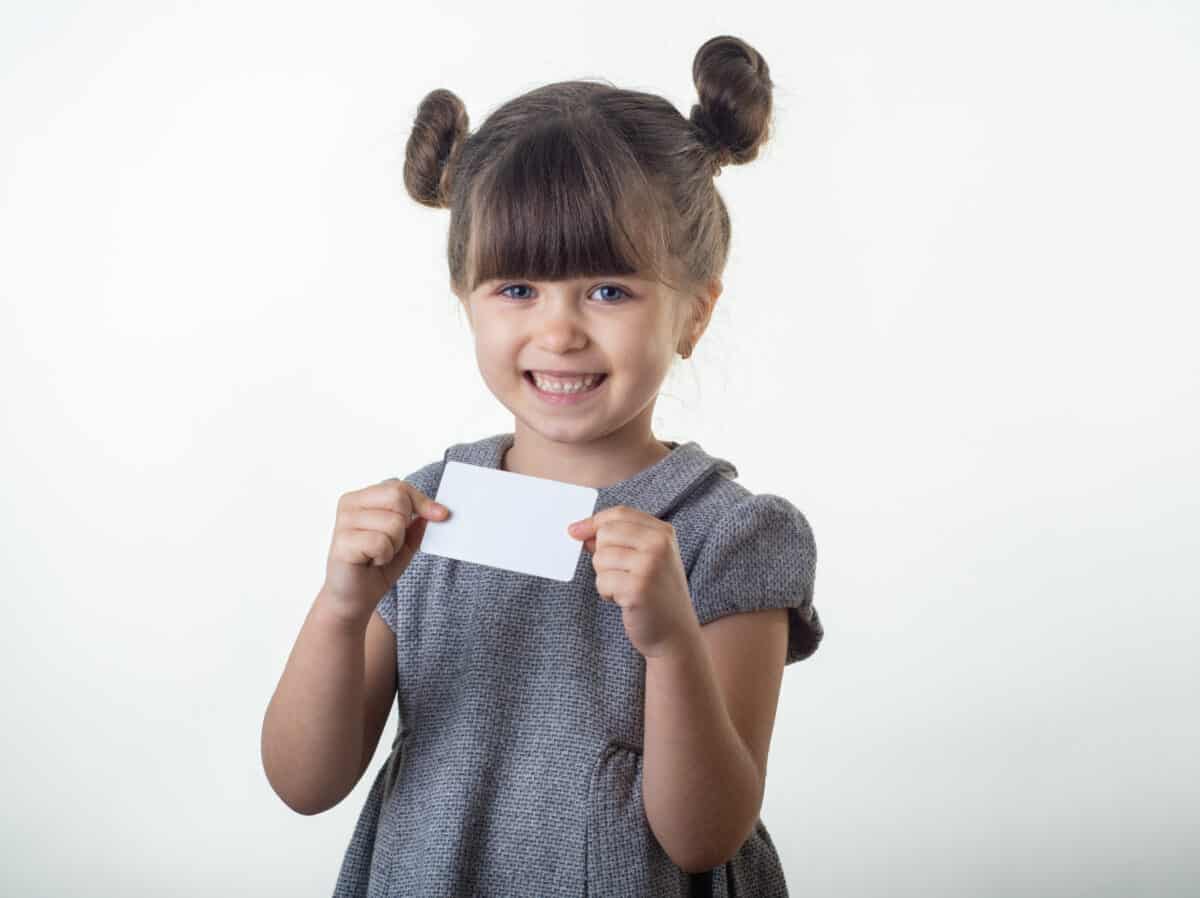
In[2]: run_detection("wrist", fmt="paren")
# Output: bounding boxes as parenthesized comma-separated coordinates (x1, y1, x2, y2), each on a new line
(314, 589, 373, 636)
(645, 618, 704, 665)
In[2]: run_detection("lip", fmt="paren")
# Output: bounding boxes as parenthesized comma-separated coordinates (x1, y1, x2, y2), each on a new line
(524, 370, 608, 405)
(525, 369, 607, 376)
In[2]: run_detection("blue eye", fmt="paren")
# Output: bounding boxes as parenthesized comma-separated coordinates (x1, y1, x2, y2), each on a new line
(592, 285, 630, 302)
(498, 283, 630, 303)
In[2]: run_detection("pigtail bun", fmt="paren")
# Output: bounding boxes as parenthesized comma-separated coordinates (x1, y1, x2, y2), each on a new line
(689, 35, 774, 176)
(404, 88, 470, 209)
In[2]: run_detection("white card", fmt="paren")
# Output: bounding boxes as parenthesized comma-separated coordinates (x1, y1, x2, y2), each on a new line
(417, 460, 599, 581)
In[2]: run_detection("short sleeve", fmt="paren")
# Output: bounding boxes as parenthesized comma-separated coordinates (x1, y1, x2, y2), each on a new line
(687, 493, 823, 664)
(374, 458, 446, 634)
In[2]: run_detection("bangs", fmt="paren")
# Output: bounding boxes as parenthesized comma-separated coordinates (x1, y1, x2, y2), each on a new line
(461, 124, 672, 294)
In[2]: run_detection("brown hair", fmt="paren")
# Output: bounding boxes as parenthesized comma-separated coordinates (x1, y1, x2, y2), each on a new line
(402, 34, 774, 318)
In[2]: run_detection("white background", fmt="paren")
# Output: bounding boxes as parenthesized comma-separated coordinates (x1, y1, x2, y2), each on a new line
(2, 1, 1197, 895)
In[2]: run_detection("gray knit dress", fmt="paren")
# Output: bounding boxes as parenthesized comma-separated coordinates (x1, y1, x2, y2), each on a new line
(332, 431, 823, 897)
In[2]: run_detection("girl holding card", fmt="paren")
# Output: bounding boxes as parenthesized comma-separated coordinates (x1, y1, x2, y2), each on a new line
(263, 34, 823, 898)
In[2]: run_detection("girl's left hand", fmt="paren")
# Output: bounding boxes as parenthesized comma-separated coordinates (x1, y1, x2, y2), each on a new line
(567, 505, 700, 659)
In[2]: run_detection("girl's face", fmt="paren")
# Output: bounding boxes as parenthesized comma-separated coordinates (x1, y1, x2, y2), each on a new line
(460, 270, 706, 450)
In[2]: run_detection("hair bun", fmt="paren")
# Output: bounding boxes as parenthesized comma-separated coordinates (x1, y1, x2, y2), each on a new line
(404, 88, 470, 209)
(689, 35, 774, 175)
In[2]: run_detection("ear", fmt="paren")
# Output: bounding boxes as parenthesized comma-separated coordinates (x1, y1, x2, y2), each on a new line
(705, 278, 723, 313)
(686, 278, 722, 345)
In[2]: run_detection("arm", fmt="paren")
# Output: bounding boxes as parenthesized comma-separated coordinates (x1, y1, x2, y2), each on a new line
(642, 620, 765, 873)
(261, 589, 380, 815)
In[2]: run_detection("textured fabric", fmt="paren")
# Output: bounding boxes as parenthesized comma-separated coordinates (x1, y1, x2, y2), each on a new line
(332, 431, 822, 898)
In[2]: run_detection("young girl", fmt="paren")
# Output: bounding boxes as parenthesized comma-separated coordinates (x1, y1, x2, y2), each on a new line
(262, 34, 824, 898)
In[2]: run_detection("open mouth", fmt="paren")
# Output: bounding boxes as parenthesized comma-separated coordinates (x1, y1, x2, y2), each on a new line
(523, 370, 608, 396)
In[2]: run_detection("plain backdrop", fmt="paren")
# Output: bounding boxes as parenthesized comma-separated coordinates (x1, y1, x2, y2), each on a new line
(2, 2, 1197, 895)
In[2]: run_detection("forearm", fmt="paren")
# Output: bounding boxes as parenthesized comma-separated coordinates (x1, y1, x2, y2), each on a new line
(261, 589, 369, 815)
(642, 622, 763, 873)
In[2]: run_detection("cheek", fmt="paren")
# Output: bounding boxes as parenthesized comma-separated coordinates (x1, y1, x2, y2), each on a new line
(472, 339, 512, 371)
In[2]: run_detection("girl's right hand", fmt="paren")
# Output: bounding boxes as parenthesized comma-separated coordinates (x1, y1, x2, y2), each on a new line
(320, 478, 450, 623)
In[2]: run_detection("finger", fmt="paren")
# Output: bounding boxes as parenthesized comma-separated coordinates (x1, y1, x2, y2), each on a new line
(583, 505, 652, 528)
(594, 568, 635, 604)
(588, 519, 657, 550)
(403, 514, 428, 554)
(592, 544, 638, 572)
(338, 508, 409, 556)
(356, 479, 450, 521)
(334, 528, 396, 566)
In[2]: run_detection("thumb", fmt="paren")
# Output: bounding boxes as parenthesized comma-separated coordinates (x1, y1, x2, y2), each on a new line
(388, 478, 450, 522)
(381, 515, 427, 583)
(417, 496, 451, 521)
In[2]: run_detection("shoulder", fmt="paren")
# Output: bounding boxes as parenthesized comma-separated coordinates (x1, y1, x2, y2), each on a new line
(674, 479, 822, 665)
(672, 476, 814, 566)
(683, 486, 816, 588)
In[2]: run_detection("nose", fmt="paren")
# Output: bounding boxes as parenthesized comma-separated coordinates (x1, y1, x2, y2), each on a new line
(530, 294, 590, 349)
(534, 321, 588, 352)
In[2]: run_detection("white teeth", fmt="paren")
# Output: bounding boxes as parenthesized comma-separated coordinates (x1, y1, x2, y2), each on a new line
(530, 372, 603, 393)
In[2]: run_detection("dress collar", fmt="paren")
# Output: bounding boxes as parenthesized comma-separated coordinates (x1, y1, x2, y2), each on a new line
(442, 431, 738, 520)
